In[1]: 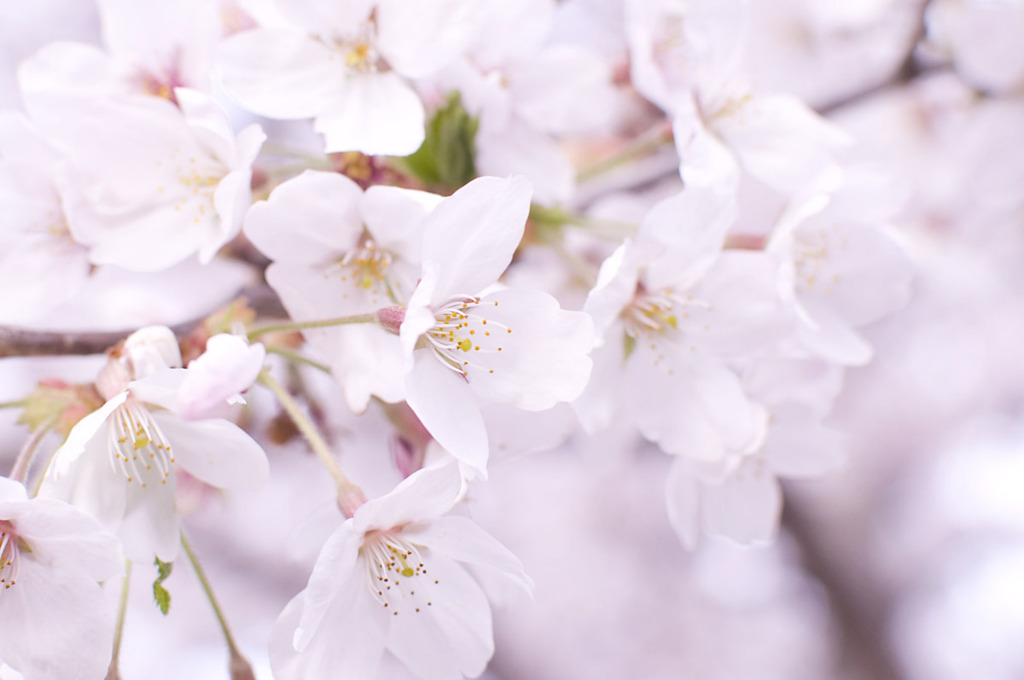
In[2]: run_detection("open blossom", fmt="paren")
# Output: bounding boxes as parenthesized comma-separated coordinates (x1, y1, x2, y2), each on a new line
(579, 186, 787, 461)
(40, 327, 268, 561)
(0, 113, 89, 324)
(219, 0, 478, 155)
(25, 87, 264, 271)
(271, 463, 531, 680)
(667, 358, 847, 547)
(0, 477, 123, 680)
(244, 170, 441, 412)
(768, 168, 912, 364)
(397, 176, 594, 473)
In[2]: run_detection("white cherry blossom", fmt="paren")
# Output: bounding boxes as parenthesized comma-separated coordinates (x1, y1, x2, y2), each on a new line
(27, 88, 264, 271)
(245, 169, 441, 412)
(270, 463, 530, 680)
(0, 477, 123, 680)
(218, 0, 479, 155)
(398, 176, 594, 473)
(40, 327, 269, 562)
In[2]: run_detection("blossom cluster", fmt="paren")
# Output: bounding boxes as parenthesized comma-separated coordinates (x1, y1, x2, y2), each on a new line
(0, 0, 942, 678)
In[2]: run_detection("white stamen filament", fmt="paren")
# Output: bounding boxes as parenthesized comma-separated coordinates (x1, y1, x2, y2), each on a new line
(423, 296, 511, 378)
(107, 398, 175, 487)
(362, 531, 437, 616)
(623, 287, 710, 339)
(0, 521, 24, 590)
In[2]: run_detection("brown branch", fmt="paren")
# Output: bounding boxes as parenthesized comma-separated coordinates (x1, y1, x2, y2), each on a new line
(0, 284, 286, 359)
(782, 489, 905, 680)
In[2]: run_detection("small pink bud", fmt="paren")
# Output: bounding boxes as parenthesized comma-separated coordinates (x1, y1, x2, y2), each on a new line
(376, 305, 406, 335)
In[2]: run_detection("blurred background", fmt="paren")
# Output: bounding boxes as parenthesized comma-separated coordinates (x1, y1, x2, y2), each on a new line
(2, 1, 1024, 679)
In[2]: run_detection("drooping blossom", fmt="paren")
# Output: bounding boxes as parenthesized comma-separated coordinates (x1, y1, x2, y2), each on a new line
(40, 327, 268, 561)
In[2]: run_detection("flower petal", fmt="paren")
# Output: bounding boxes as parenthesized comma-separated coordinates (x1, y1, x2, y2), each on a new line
(152, 413, 269, 491)
(418, 175, 533, 304)
(404, 355, 489, 474)
(316, 73, 425, 156)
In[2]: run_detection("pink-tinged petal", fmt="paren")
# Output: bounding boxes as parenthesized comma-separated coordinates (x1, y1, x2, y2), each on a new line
(402, 515, 532, 593)
(218, 29, 338, 119)
(245, 171, 365, 263)
(294, 523, 361, 651)
(119, 475, 180, 561)
(701, 470, 782, 545)
(152, 413, 268, 491)
(177, 334, 265, 420)
(640, 187, 734, 292)
(356, 462, 465, 533)
(419, 176, 533, 304)
(361, 185, 441, 264)
(376, 0, 479, 79)
(0, 556, 116, 680)
(665, 459, 701, 549)
(476, 121, 573, 206)
(388, 556, 493, 680)
(316, 73, 425, 156)
(459, 288, 594, 410)
(405, 355, 489, 474)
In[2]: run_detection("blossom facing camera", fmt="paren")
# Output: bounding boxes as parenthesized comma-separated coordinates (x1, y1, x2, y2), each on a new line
(271, 463, 531, 680)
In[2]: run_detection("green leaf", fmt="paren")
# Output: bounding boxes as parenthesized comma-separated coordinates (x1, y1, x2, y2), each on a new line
(153, 558, 173, 615)
(402, 91, 479, 192)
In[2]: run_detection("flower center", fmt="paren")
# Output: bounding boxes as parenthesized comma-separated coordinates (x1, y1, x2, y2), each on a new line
(0, 520, 27, 590)
(423, 296, 511, 379)
(337, 240, 394, 294)
(362, 530, 438, 616)
(793, 227, 843, 293)
(626, 284, 712, 336)
(107, 397, 175, 487)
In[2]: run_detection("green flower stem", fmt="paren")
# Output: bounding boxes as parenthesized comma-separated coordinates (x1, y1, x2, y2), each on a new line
(105, 560, 132, 680)
(0, 399, 26, 410)
(247, 312, 378, 341)
(180, 530, 244, 658)
(576, 123, 675, 182)
(265, 345, 332, 374)
(9, 416, 57, 484)
(258, 371, 366, 516)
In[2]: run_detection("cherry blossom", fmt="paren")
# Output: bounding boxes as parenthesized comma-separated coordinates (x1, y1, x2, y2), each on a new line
(26, 87, 264, 271)
(270, 463, 530, 680)
(398, 176, 594, 473)
(218, 0, 479, 155)
(245, 169, 442, 412)
(39, 327, 268, 562)
(0, 477, 123, 680)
